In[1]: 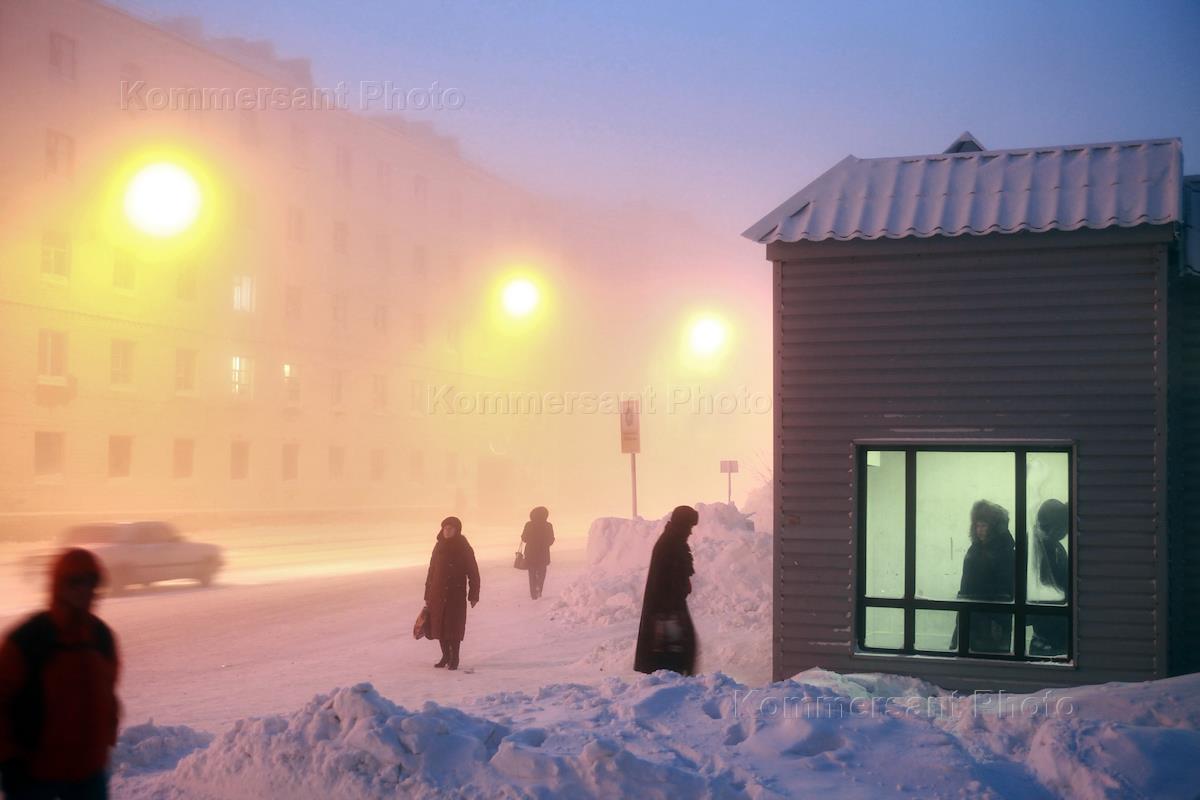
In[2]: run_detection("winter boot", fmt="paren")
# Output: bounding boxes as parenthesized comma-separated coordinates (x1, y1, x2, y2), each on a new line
(447, 641, 460, 671)
(434, 640, 449, 668)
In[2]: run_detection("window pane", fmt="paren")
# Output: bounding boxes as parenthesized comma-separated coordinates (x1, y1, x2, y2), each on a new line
(1026, 452, 1070, 604)
(915, 452, 1015, 602)
(1026, 615, 1069, 658)
(914, 609, 957, 652)
(864, 450, 905, 598)
(969, 612, 1013, 655)
(864, 606, 903, 649)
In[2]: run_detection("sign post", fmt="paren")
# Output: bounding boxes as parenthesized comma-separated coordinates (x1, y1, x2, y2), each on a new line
(720, 459, 739, 504)
(620, 399, 641, 518)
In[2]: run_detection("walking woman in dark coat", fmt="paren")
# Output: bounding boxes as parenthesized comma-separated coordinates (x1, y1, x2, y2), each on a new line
(951, 499, 1016, 653)
(521, 506, 555, 599)
(1030, 498, 1069, 655)
(634, 505, 699, 676)
(424, 516, 480, 671)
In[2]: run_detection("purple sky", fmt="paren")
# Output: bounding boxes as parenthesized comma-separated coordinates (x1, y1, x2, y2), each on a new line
(112, 0, 1200, 235)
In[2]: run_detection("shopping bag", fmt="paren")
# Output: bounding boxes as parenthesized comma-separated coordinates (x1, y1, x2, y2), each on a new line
(413, 605, 431, 639)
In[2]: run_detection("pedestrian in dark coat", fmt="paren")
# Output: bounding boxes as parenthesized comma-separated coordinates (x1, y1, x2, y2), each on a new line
(951, 500, 1016, 653)
(424, 516, 480, 671)
(521, 507, 555, 599)
(0, 548, 120, 800)
(634, 505, 699, 676)
(1030, 498, 1069, 656)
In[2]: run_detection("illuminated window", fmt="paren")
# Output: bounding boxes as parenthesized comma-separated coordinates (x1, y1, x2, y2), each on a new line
(233, 276, 255, 312)
(858, 446, 1073, 661)
(281, 442, 299, 481)
(37, 330, 67, 381)
(173, 439, 194, 478)
(108, 435, 133, 478)
(49, 32, 76, 80)
(110, 340, 134, 385)
(282, 363, 300, 404)
(230, 441, 249, 480)
(231, 355, 254, 396)
(40, 232, 70, 278)
(34, 432, 64, 476)
(45, 130, 74, 178)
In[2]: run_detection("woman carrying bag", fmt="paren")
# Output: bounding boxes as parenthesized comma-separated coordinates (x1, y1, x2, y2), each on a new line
(519, 506, 555, 599)
(423, 516, 480, 671)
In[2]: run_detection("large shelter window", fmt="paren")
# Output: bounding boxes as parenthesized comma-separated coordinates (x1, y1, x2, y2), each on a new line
(857, 446, 1073, 662)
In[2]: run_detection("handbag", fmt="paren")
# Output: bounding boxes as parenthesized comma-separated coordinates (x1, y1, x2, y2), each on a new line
(513, 547, 528, 570)
(413, 605, 431, 640)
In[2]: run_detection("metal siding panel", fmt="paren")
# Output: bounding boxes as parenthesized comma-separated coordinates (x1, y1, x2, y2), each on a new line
(1168, 272, 1200, 674)
(775, 236, 1166, 689)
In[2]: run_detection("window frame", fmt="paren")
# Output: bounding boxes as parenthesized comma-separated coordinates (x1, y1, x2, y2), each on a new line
(854, 442, 1075, 664)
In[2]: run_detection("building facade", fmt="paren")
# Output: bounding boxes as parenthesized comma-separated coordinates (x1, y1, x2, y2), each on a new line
(746, 135, 1198, 689)
(0, 0, 556, 535)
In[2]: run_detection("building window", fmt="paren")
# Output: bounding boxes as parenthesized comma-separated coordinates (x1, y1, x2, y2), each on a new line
(857, 446, 1073, 662)
(328, 445, 345, 478)
(108, 435, 133, 478)
(333, 220, 349, 254)
(45, 130, 75, 179)
(230, 440, 249, 480)
(330, 369, 345, 407)
(37, 329, 67, 382)
(233, 275, 255, 312)
(281, 442, 299, 481)
(231, 355, 253, 397)
(175, 349, 197, 393)
(372, 374, 388, 411)
(49, 32, 77, 80)
(110, 339, 134, 386)
(113, 252, 137, 291)
(370, 449, 387, 481)
(282, 363, 300, 404)
(173, 439, 194, 478)
(34, 432, 64, 477)
(286, 206, 305, 244)
(335, 145, 352, 186)
(40, 232, 70, 278)
(373, 305, 388, 334)
(332, 295, 348, 331)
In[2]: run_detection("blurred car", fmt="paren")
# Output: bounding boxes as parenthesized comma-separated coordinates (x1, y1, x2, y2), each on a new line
(23, 521, 223, 594)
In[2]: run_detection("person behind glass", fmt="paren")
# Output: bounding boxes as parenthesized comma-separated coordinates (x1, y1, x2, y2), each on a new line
(952, 500, 1016, 654)
(634, 505, 699, 676)
(424, 516, 480, 671)
(1030, 498, 1069, 656)
(520, 506, 555, 600)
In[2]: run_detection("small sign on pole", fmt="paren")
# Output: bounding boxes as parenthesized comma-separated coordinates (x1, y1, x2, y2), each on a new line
(720, 459, 738, 504)
(620, 400, 640, 518)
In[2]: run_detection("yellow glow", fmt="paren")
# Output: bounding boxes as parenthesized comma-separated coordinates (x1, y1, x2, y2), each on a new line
(502, 278, 540, 317)
(124, 162, 202, 237)
(689, 316, 727, 357)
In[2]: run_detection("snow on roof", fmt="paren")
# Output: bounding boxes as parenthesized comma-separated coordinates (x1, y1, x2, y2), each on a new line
(744, 137, 1183, 244)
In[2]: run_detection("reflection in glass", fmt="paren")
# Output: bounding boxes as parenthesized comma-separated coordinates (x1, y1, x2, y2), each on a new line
(1027, 452, 1070, 604)
(1026, 617, 1069, 658)
(864, 606, 903, 649)
(915, 452, 1015, 601)
(865, 450, 905, 598)
(914, 610, 957, 651)
(968, 612, 1014, 655)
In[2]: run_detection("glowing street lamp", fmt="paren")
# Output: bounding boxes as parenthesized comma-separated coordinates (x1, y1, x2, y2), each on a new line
(502, 277, 540, 318)
(689, 316, 727, 358)
(123, 162, 202, 237)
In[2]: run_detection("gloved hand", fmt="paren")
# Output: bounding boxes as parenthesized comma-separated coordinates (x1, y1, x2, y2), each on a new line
(0, 758, 31, 796)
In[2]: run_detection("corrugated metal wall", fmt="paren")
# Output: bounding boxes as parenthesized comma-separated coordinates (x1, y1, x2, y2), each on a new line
(769, 227, 1173, 691)
(1169, 271, 1200, 676)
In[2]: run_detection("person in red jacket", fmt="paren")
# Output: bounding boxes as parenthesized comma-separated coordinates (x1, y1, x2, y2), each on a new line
(0, 548, 120, 800)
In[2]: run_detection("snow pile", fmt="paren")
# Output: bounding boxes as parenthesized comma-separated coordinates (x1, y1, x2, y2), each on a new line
(550, 503, 771, 681)
(112, 721, 213, 776)
(742, 480, 773, 535)
(114, 671, 1200, 799)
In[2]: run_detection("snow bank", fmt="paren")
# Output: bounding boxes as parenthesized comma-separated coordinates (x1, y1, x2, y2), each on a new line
(113, 721, 213, 776)
(115, 672, 1200, 799)
(550, 503, 771, 682)
(741, 480, 773, 535)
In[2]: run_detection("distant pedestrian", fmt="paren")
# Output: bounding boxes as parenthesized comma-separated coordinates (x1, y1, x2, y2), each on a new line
(634, 505, 699, 676)
(423, 516, 480, 671)
(1029, 498, 1070, 656)
(0, 548, 120, 800)
(520, 507, 555, 599)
